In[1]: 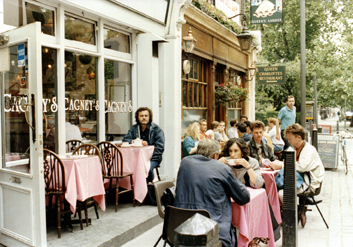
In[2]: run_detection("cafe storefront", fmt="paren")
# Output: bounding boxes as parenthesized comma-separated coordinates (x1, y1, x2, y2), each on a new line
(181, 2, 259, 130)
(0, 0, 184, 246)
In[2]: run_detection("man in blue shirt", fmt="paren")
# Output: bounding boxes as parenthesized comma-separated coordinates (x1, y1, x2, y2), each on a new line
(278, 95, 296, 150)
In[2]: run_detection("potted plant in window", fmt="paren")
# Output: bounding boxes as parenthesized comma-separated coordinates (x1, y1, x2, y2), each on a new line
(215, 83, 248, 106)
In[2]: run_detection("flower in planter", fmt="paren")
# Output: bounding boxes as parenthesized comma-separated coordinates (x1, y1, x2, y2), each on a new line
(215, 83, 248, 106)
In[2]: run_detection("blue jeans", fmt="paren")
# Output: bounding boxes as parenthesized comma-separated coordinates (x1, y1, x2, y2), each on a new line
(148, 160, 160, 183)
(273, 144, 284, 152)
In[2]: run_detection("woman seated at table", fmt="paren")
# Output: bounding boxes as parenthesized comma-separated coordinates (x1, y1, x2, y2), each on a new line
(219, 138, 264, 188)
(182, 122, 200, 157)
(267, 118, 284, 152)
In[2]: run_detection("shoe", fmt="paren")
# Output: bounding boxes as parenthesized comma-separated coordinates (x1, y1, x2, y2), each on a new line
(300, 207, 307, 227)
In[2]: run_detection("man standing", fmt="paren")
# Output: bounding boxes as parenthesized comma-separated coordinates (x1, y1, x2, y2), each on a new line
(227, 119, 238, 139)
(271, 124, 324, 226)
(247, 121, 282, 167)
(278, 95, 296, 149)
(199, 119, 210, 140)
(174, 139, 250, 247)
(123, 107, 165, 183)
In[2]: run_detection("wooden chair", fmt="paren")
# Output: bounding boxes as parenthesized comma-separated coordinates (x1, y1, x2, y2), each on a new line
(43, 149, 83, 238)
(72, 144, 102, 226)
(162, 205, 211, 247)
(97, 141, 135, 212)
(66, 139, 82, 153)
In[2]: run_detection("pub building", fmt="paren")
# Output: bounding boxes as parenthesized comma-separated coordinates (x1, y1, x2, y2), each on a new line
(0, 0, 259, 246)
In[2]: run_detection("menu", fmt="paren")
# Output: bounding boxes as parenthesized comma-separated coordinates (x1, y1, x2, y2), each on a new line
(317, 134, 339, 169)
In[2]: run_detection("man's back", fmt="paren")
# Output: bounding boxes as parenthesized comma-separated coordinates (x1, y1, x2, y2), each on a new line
(174, 155, 249, 247)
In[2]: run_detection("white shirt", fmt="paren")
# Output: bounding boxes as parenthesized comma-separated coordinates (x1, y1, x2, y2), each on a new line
(228, 127, 239, 139)
(268, 126, 284, 146)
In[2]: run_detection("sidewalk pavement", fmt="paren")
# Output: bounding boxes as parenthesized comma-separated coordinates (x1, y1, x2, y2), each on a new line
(122, 118, 353, 247)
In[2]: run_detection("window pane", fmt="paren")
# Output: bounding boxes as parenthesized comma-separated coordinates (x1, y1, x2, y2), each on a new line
(65, 52, 97, 142)
(65, 15, 96, 45)
(42, 47, 57, 151)
(26, 2, 55, 36)
(182, 81, 187, 106)
(199, 84, 202, 107)
(104, 28, 130, 53)
(193, 60, 198, 79)
(189, 59, 193, 79)
(2, 43, 30, 173)
(104, 59, 132, 141)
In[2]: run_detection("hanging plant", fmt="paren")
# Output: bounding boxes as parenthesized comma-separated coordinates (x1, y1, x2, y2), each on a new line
(215, 83, 248, 106)
(79, 54, 93, 65)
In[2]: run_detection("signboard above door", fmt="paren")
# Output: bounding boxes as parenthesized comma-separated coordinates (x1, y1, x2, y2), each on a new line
(250, 0, 283, 25)
(258, 66, 285, 84)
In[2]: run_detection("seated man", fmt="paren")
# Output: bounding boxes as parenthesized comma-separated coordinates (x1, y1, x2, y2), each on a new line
(122, 107, 165, 183)
(271, 124, 325, 226)
(237, 122, 248, 141)
(227, 119, 238, 139)
(199, 119, 210, 140)
(174, 139, 250, 247)
(243, 121, 253, 141)
(247, 121, 282, 167)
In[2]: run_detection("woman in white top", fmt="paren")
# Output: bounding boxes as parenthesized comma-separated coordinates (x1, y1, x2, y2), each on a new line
(268, 118, 284, 152)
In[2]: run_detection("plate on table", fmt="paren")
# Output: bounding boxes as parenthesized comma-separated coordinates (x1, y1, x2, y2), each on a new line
(131, 144, 144, 148)
(120, 144, 132, 148)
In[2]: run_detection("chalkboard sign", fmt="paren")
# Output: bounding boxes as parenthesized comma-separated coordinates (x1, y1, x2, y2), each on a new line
(317, 134, 339, 169)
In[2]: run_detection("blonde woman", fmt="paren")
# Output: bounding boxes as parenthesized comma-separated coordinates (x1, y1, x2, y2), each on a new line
(182, 122, 200, 157)
(268, 118, 284, 152)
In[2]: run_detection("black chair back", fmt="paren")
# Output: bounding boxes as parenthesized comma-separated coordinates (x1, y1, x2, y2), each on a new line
(66, 139, 82, 153)
(97, 141, 124, 177)
(43, 149, 66, 195)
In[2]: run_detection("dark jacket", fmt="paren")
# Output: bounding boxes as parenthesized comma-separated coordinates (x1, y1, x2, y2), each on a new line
(247, 138, 278, 165)
(122, 122, 165, 163)
(174, 155, 250, 247)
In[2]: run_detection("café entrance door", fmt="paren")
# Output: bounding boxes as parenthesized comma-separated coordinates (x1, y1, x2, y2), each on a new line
(0, 23, 46, 246)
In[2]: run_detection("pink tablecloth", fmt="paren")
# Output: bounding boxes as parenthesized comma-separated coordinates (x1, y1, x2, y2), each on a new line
(61, 156, 106, 213)
(118, 146, 154, 203)
(232, 188, 275, 247)
(260, 168, 281, 224)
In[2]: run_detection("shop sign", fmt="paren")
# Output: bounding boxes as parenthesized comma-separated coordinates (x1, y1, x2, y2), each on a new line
(215, 0, 240, 23)
(258, 66, 285, 84)
(4, 94, 133, 113)
(250, 0, 283, 25)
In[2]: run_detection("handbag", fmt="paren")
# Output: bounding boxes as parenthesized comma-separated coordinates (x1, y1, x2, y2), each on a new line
(248, 237, 269, 247)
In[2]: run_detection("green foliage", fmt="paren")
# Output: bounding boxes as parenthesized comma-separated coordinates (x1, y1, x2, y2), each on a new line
(255, 110, 279, 125)
(215, 83, 248, 106)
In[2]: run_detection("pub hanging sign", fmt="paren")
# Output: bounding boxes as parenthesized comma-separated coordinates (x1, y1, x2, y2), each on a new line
(258, 66, 285, 84)
(250, 0, 283, 25)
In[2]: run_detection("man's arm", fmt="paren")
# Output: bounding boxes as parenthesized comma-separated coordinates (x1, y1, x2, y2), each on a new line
(152, 126, 165, 158)
(278, 108, 284, 121)
(223, 167, 250, 205)
(122, 127, 136, 143)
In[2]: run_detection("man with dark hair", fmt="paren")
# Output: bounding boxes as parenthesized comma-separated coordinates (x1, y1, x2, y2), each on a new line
(228, 119, 238, 139)
(123, 107, 165, 183)
(240, 115, 248, 123)
(247, 121, 282, 168)
(174, 139, 250, 247)
(237, 122, 247, 140)
(278, 95, 296, 150)
(242, 121, 252, 141)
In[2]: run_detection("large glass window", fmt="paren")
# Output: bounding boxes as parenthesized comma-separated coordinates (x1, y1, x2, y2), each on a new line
(104, 28, 130, 53)
(104, 59, 132, 141)
(65, 52, 97, 142)
(25, 2, 55, 36)
(65, 15, 96, 45)
(2, 43, 30, 173)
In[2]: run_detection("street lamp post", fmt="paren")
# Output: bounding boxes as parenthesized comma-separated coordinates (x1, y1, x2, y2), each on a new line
(229, 13, 253, 51)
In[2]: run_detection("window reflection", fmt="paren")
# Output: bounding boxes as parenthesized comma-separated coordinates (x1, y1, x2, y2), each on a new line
(65, 15, 96, 45)
(104, 28, 130, 53)
(104, 59, 132, 141)
(26, 2, 55, 36)
(65, 52, 97, 142)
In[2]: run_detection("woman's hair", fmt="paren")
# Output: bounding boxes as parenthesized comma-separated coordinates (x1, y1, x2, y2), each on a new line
(268, 118, 277, 125)
(197, 139, 221, 158)
(135, 107, 153, 124)
(285, 123, 305, 140)
(268, 117, 281, 137)
(221, 138, 250, 158)
(184, 122, 200, 140)
(211, 121, 220, 129)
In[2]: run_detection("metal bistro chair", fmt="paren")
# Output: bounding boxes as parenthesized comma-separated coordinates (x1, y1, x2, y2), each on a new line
(97, 141, 135, 212)
(43, 149, 83, 238)
(162, 205, 211, 247)
(72, 144, 102, 226)
(153, 180, 175, 247)
(66, 139, 82, 153)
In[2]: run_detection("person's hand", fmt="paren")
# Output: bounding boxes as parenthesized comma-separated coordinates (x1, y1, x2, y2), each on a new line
(232, 158, 251, 169)
(142, 141, 148, 146)
(269, 160, 283, 170)
(218, 157, 228, 164)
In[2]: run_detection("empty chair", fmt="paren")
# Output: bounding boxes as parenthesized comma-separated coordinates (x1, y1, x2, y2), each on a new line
(72, 144, 102, 226)
(43, 149, 83, 238)
(97, 141, 135, 212)
(66, 139, 82, 153)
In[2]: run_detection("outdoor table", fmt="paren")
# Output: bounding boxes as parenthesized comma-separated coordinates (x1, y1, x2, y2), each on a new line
(232, 187, 275, 247)
(60, 155, 106, 214)
(260, 168, 282, 224)
(117, 145, 154, 203)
